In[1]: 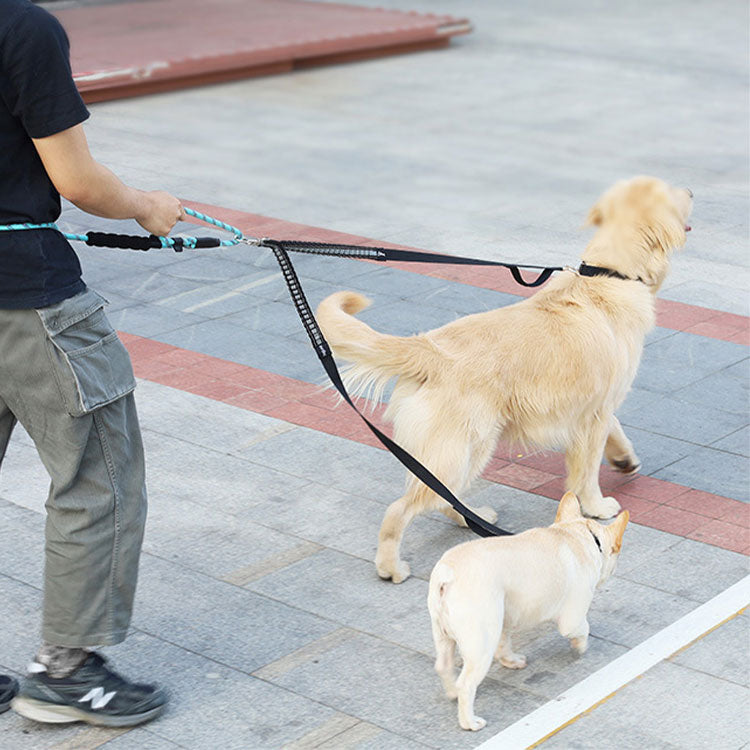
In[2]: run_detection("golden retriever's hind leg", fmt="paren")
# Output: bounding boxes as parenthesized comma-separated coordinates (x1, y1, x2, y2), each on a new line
(439, 505, 498, 527)
(566, 418, 621, 519)
(438, 421, 500, 527)
(605, 415, 641, 474)
(375, 494, 419, 583)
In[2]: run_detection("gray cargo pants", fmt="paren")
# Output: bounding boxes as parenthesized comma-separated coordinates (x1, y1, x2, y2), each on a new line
(0, 289, 146, 647)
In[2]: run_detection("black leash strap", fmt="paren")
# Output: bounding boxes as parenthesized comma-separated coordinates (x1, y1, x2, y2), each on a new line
(265, 239, 512, 538)
(265, 239, 562, 288)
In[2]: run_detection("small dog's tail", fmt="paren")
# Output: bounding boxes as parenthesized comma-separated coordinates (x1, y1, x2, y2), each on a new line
(316, 291, 443, 401)
(428, 560, 456, 632)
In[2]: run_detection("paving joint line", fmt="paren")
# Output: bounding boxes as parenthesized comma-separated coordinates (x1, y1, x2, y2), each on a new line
(119, 622, 390, 727)
(137, 547, 435, 650)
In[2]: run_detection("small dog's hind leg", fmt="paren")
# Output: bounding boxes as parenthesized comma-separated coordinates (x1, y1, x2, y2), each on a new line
(494, 632, 527, 669)
(605, 415, 641, 474)
(432, 626, 458, 699)
(455, 643, 494, 731)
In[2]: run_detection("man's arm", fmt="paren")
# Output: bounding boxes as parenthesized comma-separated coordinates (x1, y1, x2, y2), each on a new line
(33, 123, 183, 236)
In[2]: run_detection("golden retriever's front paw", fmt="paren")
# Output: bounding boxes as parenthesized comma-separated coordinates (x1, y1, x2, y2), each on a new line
(375, 558, 411, 584)
(582, 496, 621, 519)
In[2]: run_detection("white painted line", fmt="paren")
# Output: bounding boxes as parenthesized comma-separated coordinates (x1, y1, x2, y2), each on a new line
(475, 575, 750, 750)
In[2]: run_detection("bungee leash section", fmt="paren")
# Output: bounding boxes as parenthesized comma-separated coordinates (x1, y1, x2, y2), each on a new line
(260, 239, 562, 288)
(0, 208, 567, 538)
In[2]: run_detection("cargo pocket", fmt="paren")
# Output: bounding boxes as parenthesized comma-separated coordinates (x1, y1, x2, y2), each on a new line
(38, 289, 136, 417)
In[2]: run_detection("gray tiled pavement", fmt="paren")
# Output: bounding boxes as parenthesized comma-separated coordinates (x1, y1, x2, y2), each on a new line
(2, 0, 749, 748)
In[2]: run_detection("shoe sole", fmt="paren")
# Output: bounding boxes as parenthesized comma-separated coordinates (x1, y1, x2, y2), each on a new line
(11, 695, 166, 727)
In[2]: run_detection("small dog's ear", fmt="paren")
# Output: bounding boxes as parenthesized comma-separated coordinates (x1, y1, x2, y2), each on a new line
(607, 510, 630, 553)
(585, 203, 603, 227)
(555, 491, 582, 523)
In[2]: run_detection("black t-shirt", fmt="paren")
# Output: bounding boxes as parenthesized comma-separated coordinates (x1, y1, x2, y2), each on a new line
(0, 0, 90, 309)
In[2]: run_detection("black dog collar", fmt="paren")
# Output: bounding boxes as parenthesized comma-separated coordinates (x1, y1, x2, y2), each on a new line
(578, 262, 644, 284)
(589, 528, 603, 553)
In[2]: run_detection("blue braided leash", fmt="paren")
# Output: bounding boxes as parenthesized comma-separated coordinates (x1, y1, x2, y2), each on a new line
(0, 207, 245, 250)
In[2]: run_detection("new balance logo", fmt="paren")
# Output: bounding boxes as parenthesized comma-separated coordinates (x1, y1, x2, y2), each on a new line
(78, 687, 116, 710)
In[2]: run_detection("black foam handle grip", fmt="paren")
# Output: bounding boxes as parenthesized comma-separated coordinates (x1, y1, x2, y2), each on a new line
(84, 232, 161, 250)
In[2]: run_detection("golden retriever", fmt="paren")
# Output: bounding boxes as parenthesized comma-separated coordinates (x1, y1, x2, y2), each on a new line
(316, 176, 692, 583)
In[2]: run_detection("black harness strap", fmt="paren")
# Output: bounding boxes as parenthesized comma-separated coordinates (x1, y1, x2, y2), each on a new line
(265, 239, 512, 538)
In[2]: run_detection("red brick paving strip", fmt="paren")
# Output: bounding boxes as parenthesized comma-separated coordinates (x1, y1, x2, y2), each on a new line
(120, 332, 749, 555)
(184, 201, 750, 346)
(54, 0, 470, 103)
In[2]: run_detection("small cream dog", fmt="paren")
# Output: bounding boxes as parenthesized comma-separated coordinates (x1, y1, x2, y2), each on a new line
(316, 176, 691, 583)
(428, 492, 629, 731)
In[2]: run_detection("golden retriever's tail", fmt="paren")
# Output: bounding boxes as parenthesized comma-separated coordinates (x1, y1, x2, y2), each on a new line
(316, 291, 442, 402)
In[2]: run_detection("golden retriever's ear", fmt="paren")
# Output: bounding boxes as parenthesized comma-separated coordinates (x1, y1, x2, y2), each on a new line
(652, 216, 686, 253)
(555, 492, 582, 523)
(586, 203, 603, 226)
(606, 510, 630, 553)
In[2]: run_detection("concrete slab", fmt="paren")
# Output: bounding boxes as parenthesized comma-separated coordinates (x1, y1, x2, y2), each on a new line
(621, 395, 746, 447)
(247, 547, 433, 654)
(585, 578, 701, 649)
(542, 659, 748, 749)
(618, 537, 749, 604)
(257, 630, 544, 747)
(653, 447, 750, 503)
(102, 633, 348, 750)
(711, 426, 750, 457)
(676, 371, 750, 417)
(671, 612, 749, 689)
